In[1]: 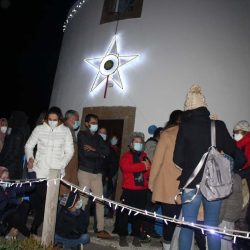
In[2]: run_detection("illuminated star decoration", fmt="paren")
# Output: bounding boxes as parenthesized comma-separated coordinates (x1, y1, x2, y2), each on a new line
(84, 36, 138, 98)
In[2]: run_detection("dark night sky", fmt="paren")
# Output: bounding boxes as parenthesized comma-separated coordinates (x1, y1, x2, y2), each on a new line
(0, 0, 77, 126)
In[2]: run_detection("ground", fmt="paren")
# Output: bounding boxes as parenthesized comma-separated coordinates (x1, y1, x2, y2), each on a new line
(84, 217, 163, 250)
(5, 213, 201, 249)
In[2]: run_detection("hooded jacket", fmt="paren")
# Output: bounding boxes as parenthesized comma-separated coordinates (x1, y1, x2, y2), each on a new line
(25, 122, 74, 178)
(173, 107, 236, 189)
(0, 111, 29, 179)
(55, 206, 88, 239)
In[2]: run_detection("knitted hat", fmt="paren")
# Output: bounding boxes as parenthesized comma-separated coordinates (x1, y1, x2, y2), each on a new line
(184, 85, 207, 111)
(233, 120, 250, 132)
(0, 166, 8, 178)
(60, 191, 79, 209)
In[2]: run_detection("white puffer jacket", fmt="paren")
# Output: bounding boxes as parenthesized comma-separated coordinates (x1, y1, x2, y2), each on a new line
(25, 122, 74, 178)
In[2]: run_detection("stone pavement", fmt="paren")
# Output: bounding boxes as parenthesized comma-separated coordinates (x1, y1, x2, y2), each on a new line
(35, 213, 202, 249)
(83, 216, 202, 250)
(84, 216, 163, 250)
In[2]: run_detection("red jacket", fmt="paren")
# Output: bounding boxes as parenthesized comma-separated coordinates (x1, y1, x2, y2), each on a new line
(120, 150, 150, 190)
(236, 132, 250, 170)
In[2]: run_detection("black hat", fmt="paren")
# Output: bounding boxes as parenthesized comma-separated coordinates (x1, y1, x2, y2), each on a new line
(60, 191, 79, 209)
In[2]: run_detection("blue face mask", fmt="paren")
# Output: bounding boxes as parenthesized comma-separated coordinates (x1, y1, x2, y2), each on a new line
(99, 133, 107, 141)
(110, 137, 118, 145)
(89, 124, 98, 133)
(133, 143, 143, 152)
(73, 121, 80, 130)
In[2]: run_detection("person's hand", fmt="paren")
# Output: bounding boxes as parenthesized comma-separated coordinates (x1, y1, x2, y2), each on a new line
(27, 158, 34, 169)
(84, 144, 96, 152)
(210, 113, 218, 120)
(143, 159, 150, 170)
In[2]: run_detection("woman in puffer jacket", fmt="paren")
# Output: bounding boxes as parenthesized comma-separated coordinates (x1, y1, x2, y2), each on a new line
(25, 106, 74, 235)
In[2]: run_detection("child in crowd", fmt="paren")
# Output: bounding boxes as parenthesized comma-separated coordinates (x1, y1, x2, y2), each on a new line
(55, 191, 90, 250)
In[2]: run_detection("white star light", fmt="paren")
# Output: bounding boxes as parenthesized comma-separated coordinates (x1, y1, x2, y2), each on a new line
(84, 36, 138, 97)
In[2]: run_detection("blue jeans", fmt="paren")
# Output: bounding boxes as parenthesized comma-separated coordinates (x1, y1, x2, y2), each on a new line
(55, 233, 90, 249)
(179, 189, 221, 250)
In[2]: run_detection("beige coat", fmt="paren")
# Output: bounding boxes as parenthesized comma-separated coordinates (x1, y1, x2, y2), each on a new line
(60, 144, 79, 195)
(149, 126, 181, 204)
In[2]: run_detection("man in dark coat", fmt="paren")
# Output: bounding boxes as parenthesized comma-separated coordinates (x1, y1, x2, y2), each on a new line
(0, 111, 29, 179)
(77, 113, 110, 239)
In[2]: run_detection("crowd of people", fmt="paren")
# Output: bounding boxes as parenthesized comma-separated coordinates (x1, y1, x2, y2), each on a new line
(0, 84, 249, 250)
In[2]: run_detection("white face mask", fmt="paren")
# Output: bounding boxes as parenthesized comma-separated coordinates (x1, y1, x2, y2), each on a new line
(133, 142, 143, 152)
(75, 199, 83, 209)
(99, 133, 107, 141)
(0, 126, 7, 134)
(48, 120, 58, 129)
(234, 133, 243, 141)
(89, 124, 98, 133)
(111, 137, 118, 145)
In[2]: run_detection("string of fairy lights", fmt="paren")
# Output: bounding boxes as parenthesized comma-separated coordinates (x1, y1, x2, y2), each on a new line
(1, 177, 250, 242)
(63, 0, 86, 32)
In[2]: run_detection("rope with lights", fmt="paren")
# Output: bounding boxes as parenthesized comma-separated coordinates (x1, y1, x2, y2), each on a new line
(1, 177, 249, 242)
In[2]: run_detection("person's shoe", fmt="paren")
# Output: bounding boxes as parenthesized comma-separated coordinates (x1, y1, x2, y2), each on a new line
(162, 242, 171, 250)
(119, 236, 129, 247)
(132, 237, 142, 247)
(139, 233, 151, 243)
(150, 231, 161, 239)
(96, 230, 112, 239)
(72, 244, 84, 250)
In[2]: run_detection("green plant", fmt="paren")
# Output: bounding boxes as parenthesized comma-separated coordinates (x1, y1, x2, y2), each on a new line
(0, 238, 20, 250)
(0, 237, 60, 250)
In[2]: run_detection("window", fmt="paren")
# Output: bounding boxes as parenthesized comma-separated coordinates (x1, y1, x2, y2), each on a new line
(100, 0, 143, 24)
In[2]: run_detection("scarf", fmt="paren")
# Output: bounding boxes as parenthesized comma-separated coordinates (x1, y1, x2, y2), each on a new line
(130, 149, 142, 163)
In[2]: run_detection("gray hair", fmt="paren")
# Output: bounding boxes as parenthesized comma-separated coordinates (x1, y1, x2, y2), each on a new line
(65, 110, 78, 120)
(129, 131, 145, 144)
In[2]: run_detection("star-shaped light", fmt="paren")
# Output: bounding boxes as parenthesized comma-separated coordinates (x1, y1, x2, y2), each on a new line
(84, 36, 138, 97)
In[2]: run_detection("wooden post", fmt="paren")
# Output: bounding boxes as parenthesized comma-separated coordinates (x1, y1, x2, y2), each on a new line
(42, 169, 61, 246)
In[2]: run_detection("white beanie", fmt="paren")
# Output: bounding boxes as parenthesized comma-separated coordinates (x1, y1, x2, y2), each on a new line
(184, 84, 207, 111)
(233, 120, 250, 132)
